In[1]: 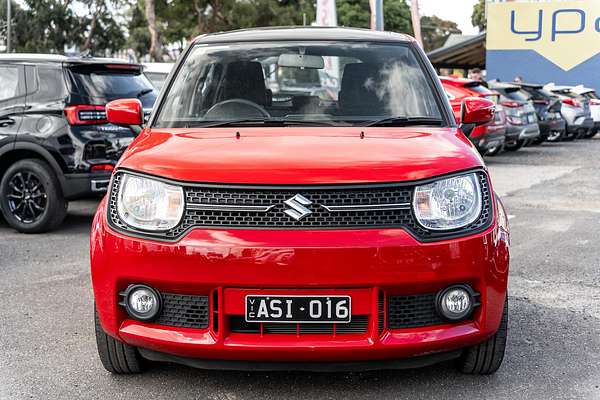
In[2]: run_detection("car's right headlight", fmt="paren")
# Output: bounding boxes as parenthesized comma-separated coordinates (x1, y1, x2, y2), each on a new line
(116, 173, 184, 231)
(413, 173, 482, 231)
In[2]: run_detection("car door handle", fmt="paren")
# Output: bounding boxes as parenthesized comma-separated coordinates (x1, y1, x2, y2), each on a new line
(0, 118, 15, 127)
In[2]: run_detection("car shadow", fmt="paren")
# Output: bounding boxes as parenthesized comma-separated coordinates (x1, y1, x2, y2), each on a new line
(101, 297, 598, 399)
(0, 198, 100, 235)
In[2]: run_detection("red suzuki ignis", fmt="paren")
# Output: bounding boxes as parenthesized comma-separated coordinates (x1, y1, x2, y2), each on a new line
(91, 27, 509, 375)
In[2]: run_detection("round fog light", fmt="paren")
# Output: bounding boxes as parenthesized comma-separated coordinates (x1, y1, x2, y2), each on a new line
(437, 285, 474, 321)
(125, 285, 161, 321)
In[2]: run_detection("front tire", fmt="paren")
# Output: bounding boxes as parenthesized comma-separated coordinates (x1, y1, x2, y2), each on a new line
(503, 140, 524, 151)
(485, 144, 503, 156)
(0, 159, 67, 233)
(456, 298, 508, 375)
(95, 309, 144, 374)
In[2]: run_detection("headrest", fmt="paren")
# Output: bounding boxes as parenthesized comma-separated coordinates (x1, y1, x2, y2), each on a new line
(219, 61, 269, 106)
(339, 63, 385, 115)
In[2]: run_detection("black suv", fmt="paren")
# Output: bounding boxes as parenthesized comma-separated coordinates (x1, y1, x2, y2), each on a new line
(515, 83, 566, 142)
(0, 54, 157, 233)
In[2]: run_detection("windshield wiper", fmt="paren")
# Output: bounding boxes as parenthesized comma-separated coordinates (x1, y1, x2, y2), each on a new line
(185, 119, 347, 128)
(136, 88, 154, 98)
(362, 116, 443, 127)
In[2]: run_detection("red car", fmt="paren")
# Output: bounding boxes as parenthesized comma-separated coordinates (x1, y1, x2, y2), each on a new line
(441, 76, 507, 156)
(91, 28, 510, 375)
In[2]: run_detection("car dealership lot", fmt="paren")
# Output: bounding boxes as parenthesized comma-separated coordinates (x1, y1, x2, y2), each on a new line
(1, 139, 599, 400)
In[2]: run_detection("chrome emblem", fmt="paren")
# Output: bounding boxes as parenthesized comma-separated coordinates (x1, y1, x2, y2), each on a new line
(283, 194, 313, 221)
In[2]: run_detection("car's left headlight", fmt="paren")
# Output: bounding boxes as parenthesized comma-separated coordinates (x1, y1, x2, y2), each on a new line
(116, 173, 184, 231)
(413, 173, 482, 230)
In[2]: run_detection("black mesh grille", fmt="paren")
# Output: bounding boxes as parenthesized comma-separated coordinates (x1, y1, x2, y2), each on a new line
(229, 315, 369, 334)
(387, 294, 445, 329)
(108, 171, 493, 242)
(154, 293, 209, 329)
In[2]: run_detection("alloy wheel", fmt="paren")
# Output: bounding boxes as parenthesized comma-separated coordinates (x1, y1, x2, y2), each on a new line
(6, 171, 48, 224)
(547, 130, 561, 142)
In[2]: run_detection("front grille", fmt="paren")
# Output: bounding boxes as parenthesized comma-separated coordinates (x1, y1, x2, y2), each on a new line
(229, 315, 369, 334)
(154, 293, 209, 329)
(387, 294, 445, 329)
(108, 171, 492, 242)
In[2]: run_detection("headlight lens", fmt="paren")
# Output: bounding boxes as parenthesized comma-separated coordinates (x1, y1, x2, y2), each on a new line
(117, 174, 184, 231)
(413, 173, 482, 230)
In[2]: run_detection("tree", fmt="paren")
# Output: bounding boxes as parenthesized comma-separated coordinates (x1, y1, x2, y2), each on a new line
(79, 0, 126, 55)
(0, 0, 125, 55)
(420, 15, 461, 52)
(337, 0, 411, 33)
(144, 0, 163, 61)
(472, 0, 486, 32)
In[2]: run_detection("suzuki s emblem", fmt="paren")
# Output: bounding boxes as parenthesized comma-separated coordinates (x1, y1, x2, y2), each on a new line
(283, 194, 313, 221)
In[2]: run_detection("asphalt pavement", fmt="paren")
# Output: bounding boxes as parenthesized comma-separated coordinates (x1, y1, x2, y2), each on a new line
(1, 138, 599, 400)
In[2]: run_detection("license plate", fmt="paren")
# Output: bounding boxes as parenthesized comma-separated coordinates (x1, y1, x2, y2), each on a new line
(245, 295, 351, 323)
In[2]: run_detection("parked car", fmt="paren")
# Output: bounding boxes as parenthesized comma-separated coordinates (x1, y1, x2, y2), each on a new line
(515, 82, 566, 142)
(488, 81, 540, 151)
(142, 62, 174, 90)
(571, 85, 600, 137)
(92, 27, 510, 376)
(544, 83, 594, 140)
(0, 54, 157, 233)
(441, 76, 507, 156)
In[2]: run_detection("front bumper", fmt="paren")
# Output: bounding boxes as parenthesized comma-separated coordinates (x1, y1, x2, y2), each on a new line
(91, 199, 509, 364)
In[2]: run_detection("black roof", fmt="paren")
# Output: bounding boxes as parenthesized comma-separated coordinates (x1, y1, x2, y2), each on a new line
(487, 80, 521, 90)
(0, 53, 140, 66)
(194, 26, 414, 44)
(427, 32, 486, 69)
(513, 82, 543, 89)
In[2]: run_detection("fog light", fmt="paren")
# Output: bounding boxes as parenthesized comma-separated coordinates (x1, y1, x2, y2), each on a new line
(436, 285, 474, 321)
(125, 285, 161, 321)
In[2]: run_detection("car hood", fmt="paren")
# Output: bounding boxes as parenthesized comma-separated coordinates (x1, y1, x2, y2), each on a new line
(117, 127, 484, 185)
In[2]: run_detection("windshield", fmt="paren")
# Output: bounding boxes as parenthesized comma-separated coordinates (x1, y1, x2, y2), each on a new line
(503, 88, 531, 102)
(154, 41, 442, 128)
(68, 64, 156, 105)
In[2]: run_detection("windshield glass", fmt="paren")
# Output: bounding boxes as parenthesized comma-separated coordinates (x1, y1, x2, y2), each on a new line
(503, 88, 531, 102)
(154, 41, 442, 128)
(68, 64, 156, 104)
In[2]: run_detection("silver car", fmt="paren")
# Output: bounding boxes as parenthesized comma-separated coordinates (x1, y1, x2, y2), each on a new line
(544, 83, 593, 140)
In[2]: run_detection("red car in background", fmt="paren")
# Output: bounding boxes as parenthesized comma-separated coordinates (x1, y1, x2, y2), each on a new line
(441, 77, 507, 156)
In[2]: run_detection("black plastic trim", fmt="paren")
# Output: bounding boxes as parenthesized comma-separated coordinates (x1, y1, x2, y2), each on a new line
(138, 347, 463, 372)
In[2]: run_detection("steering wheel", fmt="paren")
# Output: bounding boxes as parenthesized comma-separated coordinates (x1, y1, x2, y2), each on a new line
(204, 99, 270, 120)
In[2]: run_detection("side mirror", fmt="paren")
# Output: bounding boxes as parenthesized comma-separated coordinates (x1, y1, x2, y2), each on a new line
(106, 99, 144, 135)
(459, 97, 495, 137)
(461, 97, 495, 125)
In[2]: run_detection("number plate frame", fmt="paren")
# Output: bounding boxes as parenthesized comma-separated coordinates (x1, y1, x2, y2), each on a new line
(244, 295, 352, 324)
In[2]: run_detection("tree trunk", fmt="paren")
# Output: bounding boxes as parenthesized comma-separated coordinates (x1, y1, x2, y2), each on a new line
(144, 0, 163, 61)
(82, 1, 103, 52)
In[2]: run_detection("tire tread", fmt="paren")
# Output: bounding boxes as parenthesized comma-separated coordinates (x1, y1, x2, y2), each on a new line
(456, 298, 508, 375)
(95, 309, 143, 374)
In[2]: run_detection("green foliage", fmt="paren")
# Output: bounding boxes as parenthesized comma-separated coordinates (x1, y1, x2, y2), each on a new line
(472, 0, 486, 32)
(337, 0, 411, 33)
(0, 0, 125, 55)
(0, 0, 465, 57)
(420, 14, 461, 52)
